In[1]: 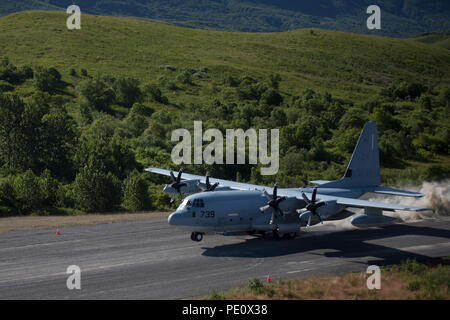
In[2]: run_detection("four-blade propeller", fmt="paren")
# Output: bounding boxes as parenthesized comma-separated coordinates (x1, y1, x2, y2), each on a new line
(301, 187, 326, 227)
(203, 173, 219, 192)
(260, 183, 286, 225)
(169, 168, 187, 203)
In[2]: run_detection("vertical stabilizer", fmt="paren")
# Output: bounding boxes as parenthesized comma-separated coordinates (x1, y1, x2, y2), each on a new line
(319, 122, 381, 188)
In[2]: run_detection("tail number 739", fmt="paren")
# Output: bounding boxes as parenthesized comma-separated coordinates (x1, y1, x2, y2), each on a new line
(200, 210, 215, 218)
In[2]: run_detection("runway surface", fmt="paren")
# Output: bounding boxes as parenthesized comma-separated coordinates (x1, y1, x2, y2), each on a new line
(0, 217, 449, 299)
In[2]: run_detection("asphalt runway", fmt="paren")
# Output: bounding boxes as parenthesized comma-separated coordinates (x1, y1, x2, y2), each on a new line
(0, 217, 449, 299)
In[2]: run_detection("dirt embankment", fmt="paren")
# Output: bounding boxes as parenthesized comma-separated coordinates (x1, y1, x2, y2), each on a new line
(0, 211, 172, 235)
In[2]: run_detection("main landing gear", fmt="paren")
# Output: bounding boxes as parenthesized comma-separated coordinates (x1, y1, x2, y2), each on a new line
(191, 232, 204, 242)
(272, 230, 297, 240)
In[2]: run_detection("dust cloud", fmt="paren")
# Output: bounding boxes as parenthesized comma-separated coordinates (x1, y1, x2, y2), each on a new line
(366, 180, 450, 222)
(316, 180, 449, 231)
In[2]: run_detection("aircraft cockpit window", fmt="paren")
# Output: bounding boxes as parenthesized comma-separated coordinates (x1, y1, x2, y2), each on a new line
(177, 199, 192, 210)
(192, 199, 204, 208)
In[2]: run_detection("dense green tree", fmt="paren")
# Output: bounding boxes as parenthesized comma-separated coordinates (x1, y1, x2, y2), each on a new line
(33, 66, 63, 94)
(77, 77, 115, 112)
(122, 170, 151, 211)
(13, 170, 43, 214)
(114, 77, 143, 108)
(72, 158, 121, 213)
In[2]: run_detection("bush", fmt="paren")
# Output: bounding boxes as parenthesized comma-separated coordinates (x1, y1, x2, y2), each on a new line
(261, 88, 283, 106)
(72, 159, 122, 213)
(247, 277, 265, 294)
(121, 170, 151, 211)
(39, 169, 59, 207)
(144, 84, 168, 104)
(13, 170, 44, 214)
(0, 178, 16, 207)
(114, 77, 143, 108)
(176, 71, 193, 85)
(0, 80, 14, 92)
(34, 66, 63, 93)
(18, 65, 33, 80)
(77, 78, 115, 112)
(420, 164, 450, 181)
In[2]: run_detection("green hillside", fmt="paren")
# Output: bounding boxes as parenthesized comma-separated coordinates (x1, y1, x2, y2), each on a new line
(411, 31, 450, 50)
(0, 11, 448, 103)
(0, 11, 449, 216)
(1, 0, 449, 37)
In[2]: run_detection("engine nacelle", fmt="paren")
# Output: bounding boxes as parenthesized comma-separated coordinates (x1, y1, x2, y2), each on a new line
(351, 214, 398, 228)
(316, 200, 340, 219)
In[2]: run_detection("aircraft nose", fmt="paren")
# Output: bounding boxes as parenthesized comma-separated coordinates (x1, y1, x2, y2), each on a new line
(168, 212, 177, 225)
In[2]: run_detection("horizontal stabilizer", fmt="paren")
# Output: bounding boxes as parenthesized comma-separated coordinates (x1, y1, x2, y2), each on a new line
(310, 180, 331, 185)
(332, 197, 429, 212)
(365, 186, 424, 198)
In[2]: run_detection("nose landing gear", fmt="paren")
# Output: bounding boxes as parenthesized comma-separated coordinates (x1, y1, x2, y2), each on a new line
(191, 232, 204, 242)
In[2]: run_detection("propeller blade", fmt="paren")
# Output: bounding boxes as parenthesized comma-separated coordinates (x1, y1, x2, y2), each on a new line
(301, 191, 310, 204)
(311, 187, 317, 203)
(270, 210, 276, 224)
(210, 182, 219, 191)
(273, 183, 278, 199)
(177, 168, 183, 183)
(315, 201, 326, 209)
(263, 190, 272, 201)
(260, 205, 270, 212)
(307, 214, 312, 227)
(170, 171, 176, 183)
(276, 196, 286, 205)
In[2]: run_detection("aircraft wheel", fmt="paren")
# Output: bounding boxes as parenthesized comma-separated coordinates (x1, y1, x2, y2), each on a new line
(272, 230, 282, 240)
(193, 232, 203, 242)
(283, 232, 297, 240)
(190, 232, 196, 241)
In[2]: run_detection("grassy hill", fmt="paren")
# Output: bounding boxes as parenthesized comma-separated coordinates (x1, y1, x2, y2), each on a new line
(0, 11, 448, 105)
(0, 1, 449, 37)
(411, 31, 450, 50)
(0, 11, 448, 215)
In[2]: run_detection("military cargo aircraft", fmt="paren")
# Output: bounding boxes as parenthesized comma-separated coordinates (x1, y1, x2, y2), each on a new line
(146, 122, 429, 242)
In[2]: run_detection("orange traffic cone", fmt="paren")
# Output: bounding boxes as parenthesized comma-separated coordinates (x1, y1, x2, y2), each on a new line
(266, 274, 271, 283)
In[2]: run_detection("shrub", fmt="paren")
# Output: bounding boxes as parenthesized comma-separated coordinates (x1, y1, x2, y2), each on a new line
(144, 84, 167, 104)
(13, 170, 43, 214)
(261, 88, 283, 106)
(0, 80, 14, 92)
(114, 77, 143, 108)
(0, 178, 16, 207)
(77, 78, 115, 112)
(176, 71, 193, 85)
(122, 170, 151, 211)
(34, 66, 63, 93)
(72, 159, 122, 213)
(247, 277, 265, 294)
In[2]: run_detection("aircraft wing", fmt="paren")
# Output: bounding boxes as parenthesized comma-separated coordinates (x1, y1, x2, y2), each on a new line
(145, 168, 267, 190)
(146, 168, 430, 212)
(319, 195, 430, 212)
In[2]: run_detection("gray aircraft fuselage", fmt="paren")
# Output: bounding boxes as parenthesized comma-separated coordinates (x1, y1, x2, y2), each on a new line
(168, 187, 364, 234)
